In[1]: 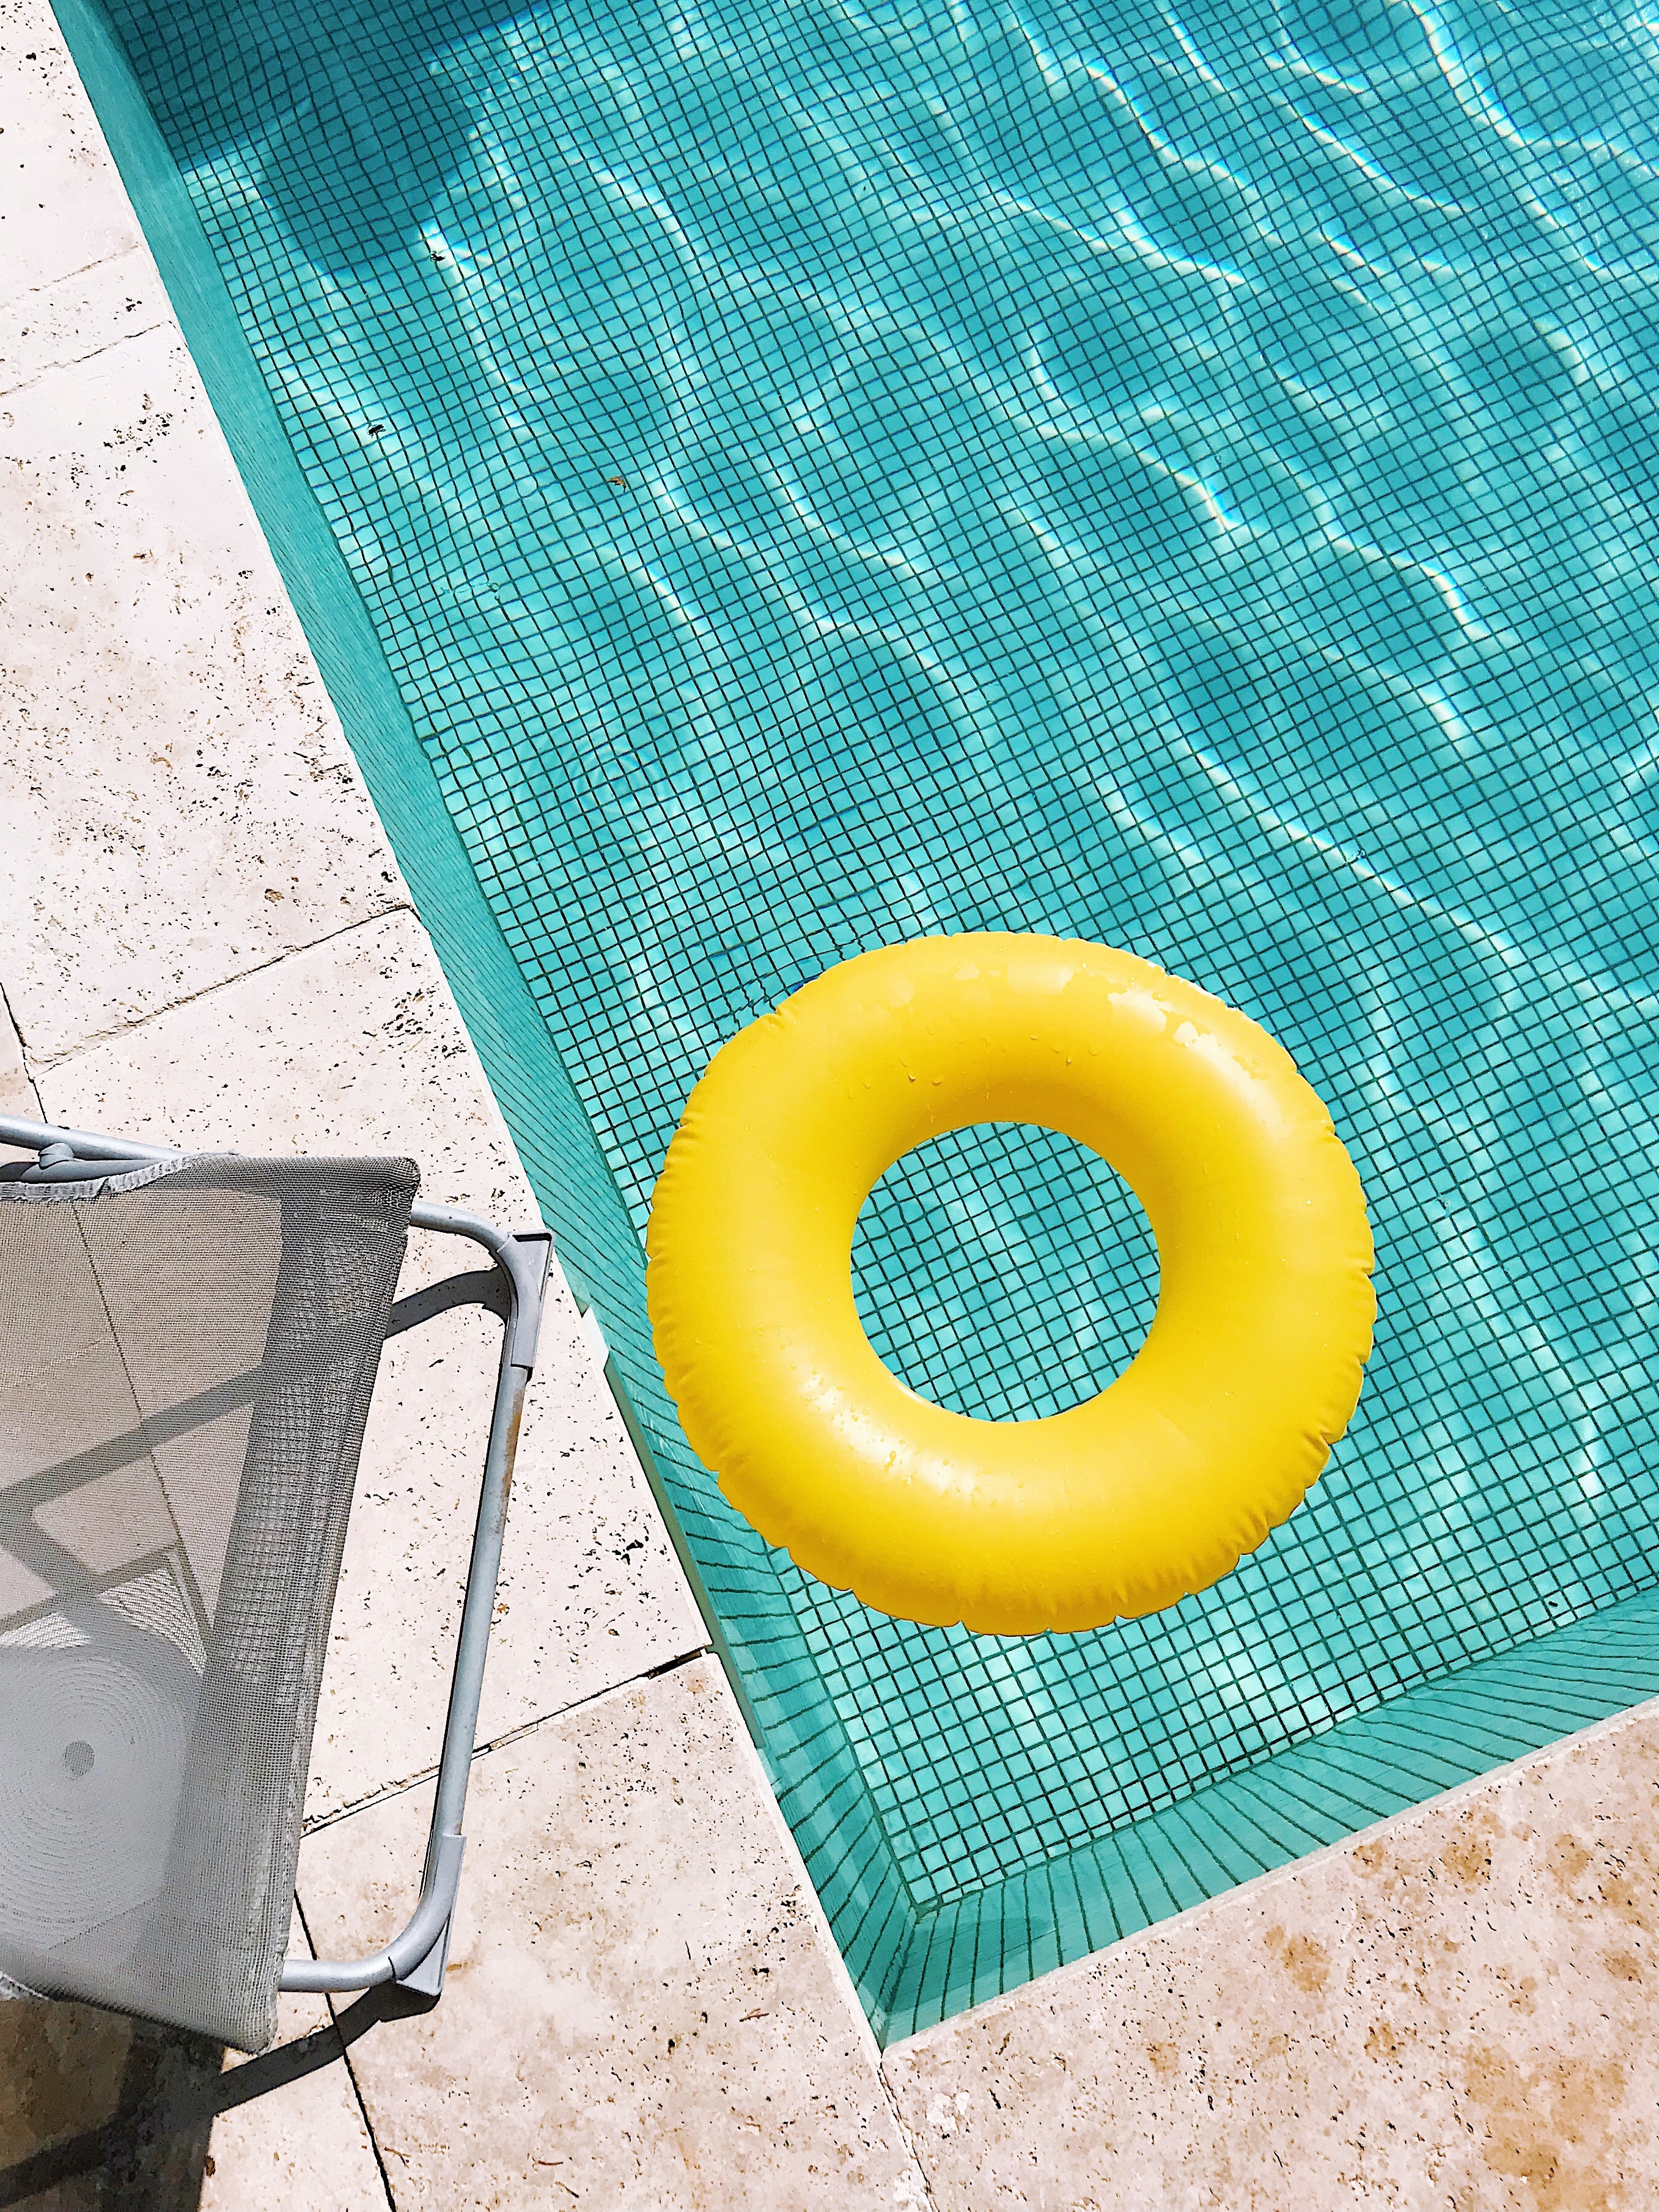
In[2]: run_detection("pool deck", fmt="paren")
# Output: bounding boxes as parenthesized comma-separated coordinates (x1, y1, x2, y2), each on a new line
(5, 0, 1659, 2200)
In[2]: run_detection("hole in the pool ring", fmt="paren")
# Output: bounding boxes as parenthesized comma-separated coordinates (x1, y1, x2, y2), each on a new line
(62, 1740, 95, 1780)
(852, 1123, 1160, 1422)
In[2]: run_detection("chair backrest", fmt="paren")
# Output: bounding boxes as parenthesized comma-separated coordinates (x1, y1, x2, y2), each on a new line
(0, 1154, 415, 2051)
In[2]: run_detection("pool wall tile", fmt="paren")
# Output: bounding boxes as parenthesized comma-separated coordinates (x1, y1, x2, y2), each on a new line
(874, 1585, 1659, 2040)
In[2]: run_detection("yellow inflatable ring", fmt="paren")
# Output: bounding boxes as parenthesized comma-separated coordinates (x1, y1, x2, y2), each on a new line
(647, 935, 1374, 1634)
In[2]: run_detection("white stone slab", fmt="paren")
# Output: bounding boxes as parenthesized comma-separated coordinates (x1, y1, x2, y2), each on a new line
(38, 906, 523, 1202)
(39, 910, 705, 1814)
(298, 1659, 926, 2210)
(0, 0, 142, 301)
(885, 1697, 1659, 2210)
(1, 243, 171, 397)
(0, 320, 406, 1067)
(202, 1910, 387, 2212)
(0, 993, 38, 1125)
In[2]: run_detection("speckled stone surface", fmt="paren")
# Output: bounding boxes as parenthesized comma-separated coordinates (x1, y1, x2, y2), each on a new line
(0, 244, 171, 397)
(201, 1919, 386, 2212)
(298, 1658, 929, 2211)
(202, 2023, 386, 2212)
(0, 4, 142, 297)
(0, 312, 408, 1065)
(885, 1699, 1659, 2211)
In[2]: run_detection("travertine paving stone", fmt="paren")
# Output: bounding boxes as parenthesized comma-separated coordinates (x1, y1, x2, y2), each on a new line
(202, 2031, 387, 2212)
(202, 1916, 386, 2212)
(0, 1924, 383, 2210)
(0, 246, 171, 397)
(0, 320, 406, 1066)
(0, 4, 142, 298)
(41, 908, 530, 1215)
(885, 1699, 1659, 2212)
(40, 911, 705, 1815)
(298, 1660, 929, 2210)
(0, 1994, 132, 2204)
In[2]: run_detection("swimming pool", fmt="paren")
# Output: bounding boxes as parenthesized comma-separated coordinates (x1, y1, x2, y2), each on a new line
(65, 0, 1659, 2037)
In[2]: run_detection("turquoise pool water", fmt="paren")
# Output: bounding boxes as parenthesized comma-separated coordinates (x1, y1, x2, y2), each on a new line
(72, 0, 1659, 2033)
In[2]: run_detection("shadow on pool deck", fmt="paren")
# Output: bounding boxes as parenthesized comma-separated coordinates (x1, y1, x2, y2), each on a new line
(0, 1986, 428, 2209)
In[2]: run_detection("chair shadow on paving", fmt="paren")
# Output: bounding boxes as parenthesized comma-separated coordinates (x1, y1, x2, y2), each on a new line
(0, 1986, 430, 2208)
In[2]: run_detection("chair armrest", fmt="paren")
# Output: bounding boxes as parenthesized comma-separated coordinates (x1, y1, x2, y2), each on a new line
(280, 1214, 551, 1998)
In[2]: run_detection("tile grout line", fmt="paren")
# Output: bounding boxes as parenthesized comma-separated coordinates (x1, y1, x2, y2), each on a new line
(0, 306, 175, 403)
(1, 237, 149, 301)
(0, 979, 45, 1118)
(28, 899, 418, 1081)
(301, 1641, 715, 1837)
(880, 2068, 949, 2212)
(293, 1890, 401, 2212)
(337, 2034, 402, 2212)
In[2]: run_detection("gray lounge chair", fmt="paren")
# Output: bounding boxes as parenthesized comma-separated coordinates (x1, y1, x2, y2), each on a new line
(0, 1113, 549, 2053)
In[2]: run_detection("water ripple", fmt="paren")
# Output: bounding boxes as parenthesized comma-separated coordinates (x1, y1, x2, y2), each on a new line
(113, 0, 1659, 1892)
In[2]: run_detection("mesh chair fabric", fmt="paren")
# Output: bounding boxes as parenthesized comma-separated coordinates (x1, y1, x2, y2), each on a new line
(0, 1155, 415, 2051)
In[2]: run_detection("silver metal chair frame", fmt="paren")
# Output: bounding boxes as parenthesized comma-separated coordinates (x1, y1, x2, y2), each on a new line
(0, 1112, 551, 2005)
